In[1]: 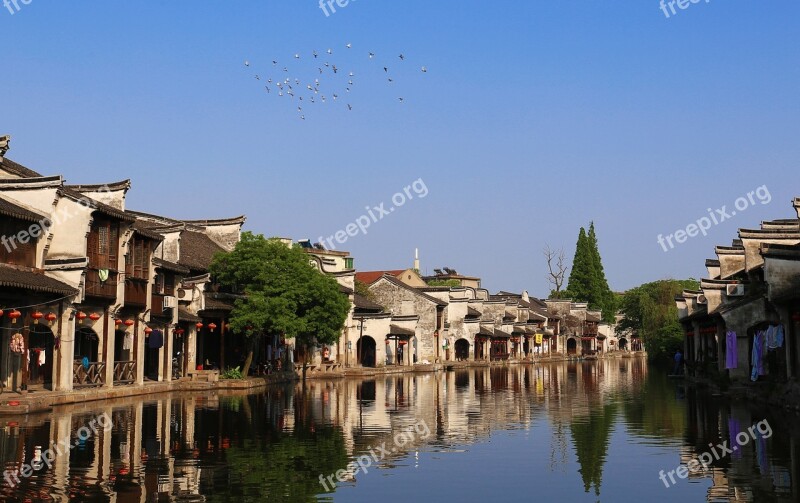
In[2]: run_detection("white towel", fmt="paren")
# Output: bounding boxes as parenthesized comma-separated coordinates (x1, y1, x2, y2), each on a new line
(38, 349, 45, 366)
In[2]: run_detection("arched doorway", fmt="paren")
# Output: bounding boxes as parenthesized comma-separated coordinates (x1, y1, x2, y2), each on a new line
(619, 338, 628, 351)
(455, 339, 470, 361)
(357, 336, 376, 367)
(567, 337, 577, 355)
(27, 324, 55, 388)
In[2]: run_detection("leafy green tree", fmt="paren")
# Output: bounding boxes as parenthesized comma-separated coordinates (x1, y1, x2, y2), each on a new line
(210, 232, 351, 377)
(616, 279, 699, 361)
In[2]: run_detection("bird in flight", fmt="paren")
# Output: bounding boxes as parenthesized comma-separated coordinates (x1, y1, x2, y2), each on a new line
(384, 67, 388, 73)
(327, 48, 333, 54)
(244, 60, 250, 67)
(369, 52, 375, 59)
(348, 104, 353, 110)
(399, 54, 405, 60)
(421, 66, 428, 73)
(399, 97, 404, 102)
(272, 60, 278, 65)
(346, 43, 352, 49)
(313, 50, 318, 58)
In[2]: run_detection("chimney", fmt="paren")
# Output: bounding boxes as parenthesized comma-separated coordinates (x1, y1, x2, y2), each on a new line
(413, 248, 420, 271)
(0, 135, 9, 161)
(522, 290, 530, 302)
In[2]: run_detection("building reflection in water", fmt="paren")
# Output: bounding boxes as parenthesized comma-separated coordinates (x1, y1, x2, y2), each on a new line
(0, 358, 796, 502)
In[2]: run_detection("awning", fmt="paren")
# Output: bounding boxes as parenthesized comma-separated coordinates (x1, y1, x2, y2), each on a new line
(388, 325, 415, 338)
(493, 328, 513, 339)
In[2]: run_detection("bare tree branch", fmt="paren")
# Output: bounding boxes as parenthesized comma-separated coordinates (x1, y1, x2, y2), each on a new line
(544, 244, 567, 297)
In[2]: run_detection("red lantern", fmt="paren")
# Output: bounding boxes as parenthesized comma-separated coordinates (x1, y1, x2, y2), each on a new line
(31, 311, 43, 324)
(89, 312, 101, 322)
(0, 309, 3, 318)
(76, 311, 87, 324)
(208, 323, 217, 333)
(385, 339, 390, 345)
(195, 322, 204, 330)
(46, 313, 57, 326)
(9, 310, 21, 324)
(399, 340, 408, 346)
(115, 319, 122, 327)
(175, 328, 185, 336)
(144, 327, 153, 336)
(124, 319, 135, 327)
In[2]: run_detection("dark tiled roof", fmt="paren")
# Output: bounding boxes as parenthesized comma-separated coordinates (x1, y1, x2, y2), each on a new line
(477, 326, 495, 337)
(0, 195, 46, 223)
(178, 307, 202, 323)
(153, 258, 190, 275)
(132, 221, 164, 241)
(179, 231, 225, 271)
(466, 307, 482, 317)
(389, 325, 415, 337)
(339, 284, 354, 295)
(493, 328, 513, 338)
(355, 270, 405, 285)
(375, 274, 447, 306)
(65, 180, 131, 192)
(354, 294, 384, 312)
(203, 294, 235, 312)
(705, 259, 720, 267)
(586, 312, 602, 322)
(0, 157, 43, 178)
(0, 265, 77, 295)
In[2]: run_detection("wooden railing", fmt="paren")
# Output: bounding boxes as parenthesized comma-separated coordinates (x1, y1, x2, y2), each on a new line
(113, 361, 136, 384)
(73, 361, 106, 387)
(85, 269, 118, 299)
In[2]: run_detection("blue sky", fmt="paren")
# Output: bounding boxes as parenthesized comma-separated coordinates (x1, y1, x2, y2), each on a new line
(2, 1, 798, 296)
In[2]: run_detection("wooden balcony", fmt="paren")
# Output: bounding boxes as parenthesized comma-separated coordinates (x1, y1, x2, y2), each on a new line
(73, 361, 106, 387)
(124, 279, 148, 307)
(151, 293, 165, 317)
(85, 269, 118, 300)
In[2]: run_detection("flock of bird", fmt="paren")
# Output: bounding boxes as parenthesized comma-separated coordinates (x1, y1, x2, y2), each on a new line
(244, 43, 428, 120)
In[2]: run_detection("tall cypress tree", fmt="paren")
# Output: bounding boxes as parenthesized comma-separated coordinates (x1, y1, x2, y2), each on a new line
(565, 227, 594, 302)
(587, 222, 615, 321)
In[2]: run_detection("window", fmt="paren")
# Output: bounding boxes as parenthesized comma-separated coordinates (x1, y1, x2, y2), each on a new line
(88, 217, 119, 269)
(345, 257, 354, 269)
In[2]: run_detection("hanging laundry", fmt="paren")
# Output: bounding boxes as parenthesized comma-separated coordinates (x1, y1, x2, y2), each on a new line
(98, 269, 109, 282)
(726, 331, 738, 369)
(37, 348, 45, 367)
(775, 324, 785, 348)
(123, 332, 133, 350)
(751, 331, 766, 382)
(9, 333, 25, 354)
(149, 329, 163, 349)
(766, 325, 777, 349)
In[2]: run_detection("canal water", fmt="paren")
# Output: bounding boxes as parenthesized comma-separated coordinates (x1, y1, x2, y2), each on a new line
(1, 358, 798, 502)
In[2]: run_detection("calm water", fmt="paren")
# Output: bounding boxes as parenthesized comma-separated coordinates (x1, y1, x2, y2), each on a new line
(1, 358, 798, 502)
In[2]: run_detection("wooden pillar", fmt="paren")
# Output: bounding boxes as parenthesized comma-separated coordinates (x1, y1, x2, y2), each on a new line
(220, 318, 226, 371)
